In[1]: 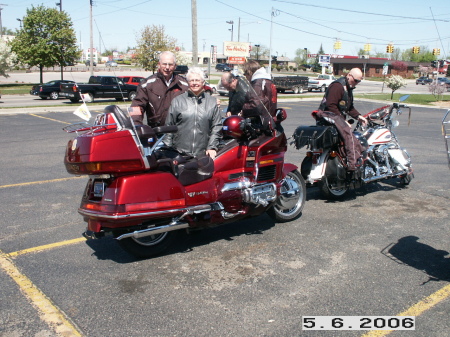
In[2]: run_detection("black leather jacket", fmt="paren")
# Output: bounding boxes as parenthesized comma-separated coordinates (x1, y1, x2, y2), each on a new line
(164, 90, 222, 157)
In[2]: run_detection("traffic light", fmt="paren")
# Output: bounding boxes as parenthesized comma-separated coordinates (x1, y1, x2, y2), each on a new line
(432, 60, 438, 68)
(364, 44, 372, 52)
(386, 44, 394, 53)
(432, 48, 440, 55)
(412, 46, 420, 54)
(334, 40, 342, 50)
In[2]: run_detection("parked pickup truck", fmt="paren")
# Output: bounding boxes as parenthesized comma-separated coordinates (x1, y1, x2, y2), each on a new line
(308, 74, 337, 92)
(59, 76, 138, 103)
(272, 75, 309, 94)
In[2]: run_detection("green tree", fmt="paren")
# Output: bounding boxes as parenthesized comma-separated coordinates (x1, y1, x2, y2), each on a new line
(0, 40, 17, 77)
(134, 25, 177, 73)
(10, 5, 78, 83)
(2, 27, 16, 36)
(294, 48, 308, 66)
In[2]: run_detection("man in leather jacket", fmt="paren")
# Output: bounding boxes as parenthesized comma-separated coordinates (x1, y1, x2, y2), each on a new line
(164, 67, 222, 159)
(315, 68, 367, 171)
(130, 51, 188, 127)
(220, 72, 250, 117)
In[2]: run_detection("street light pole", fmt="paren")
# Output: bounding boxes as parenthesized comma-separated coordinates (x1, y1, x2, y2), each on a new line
(254, 44, 260, 62)
(226, 20, 234, 41)
(16, 18, 22, 29)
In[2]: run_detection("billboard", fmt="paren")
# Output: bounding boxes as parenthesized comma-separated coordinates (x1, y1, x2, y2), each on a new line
(223, 41, 250, 57)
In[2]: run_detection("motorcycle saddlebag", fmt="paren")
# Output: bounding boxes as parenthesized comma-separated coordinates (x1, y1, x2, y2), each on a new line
(293, 125, 338, 150)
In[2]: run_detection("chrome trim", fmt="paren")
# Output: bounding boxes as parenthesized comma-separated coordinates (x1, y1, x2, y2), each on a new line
(221, 177, 252, 192)
(78, 203, 219, 220)
(116, 222, 189, 240)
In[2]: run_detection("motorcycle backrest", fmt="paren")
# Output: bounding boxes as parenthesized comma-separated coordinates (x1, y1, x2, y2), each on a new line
(104, 105, 134, 129)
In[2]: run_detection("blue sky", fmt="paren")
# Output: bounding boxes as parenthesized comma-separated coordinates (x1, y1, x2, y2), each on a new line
(3, 0, 450, 59)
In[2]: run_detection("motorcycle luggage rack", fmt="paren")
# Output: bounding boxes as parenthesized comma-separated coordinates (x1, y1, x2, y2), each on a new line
(63, 122, 117, 134)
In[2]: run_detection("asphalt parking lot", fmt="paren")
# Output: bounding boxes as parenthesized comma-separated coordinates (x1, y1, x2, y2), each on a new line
(0, 100, 449, 337)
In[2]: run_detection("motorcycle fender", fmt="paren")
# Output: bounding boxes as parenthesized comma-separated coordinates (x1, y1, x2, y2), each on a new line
(282, 163, 298, 176)
(388, 148, 409, 170)
(308, 153, 328, 181)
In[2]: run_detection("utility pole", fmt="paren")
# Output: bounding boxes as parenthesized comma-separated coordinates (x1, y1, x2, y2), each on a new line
(0, 4, 8, 38)
(89, 0, 94, 76)
(191, 0, 198, 66)
(57, 1, 63, 80)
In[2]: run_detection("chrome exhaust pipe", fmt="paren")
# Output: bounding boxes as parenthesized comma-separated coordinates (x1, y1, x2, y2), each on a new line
(115, 204, 220, 241)
(116, 222, 189, 240)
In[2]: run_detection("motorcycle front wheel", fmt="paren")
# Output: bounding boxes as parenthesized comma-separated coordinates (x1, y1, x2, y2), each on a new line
(268, 170, 306, 222)
(118, 230, 180, 258)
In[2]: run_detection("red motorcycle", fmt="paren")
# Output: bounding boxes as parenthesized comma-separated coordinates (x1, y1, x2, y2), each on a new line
(64, 105, 306, 258)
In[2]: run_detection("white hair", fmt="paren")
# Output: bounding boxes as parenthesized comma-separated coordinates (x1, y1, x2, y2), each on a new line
(158, 51, 177, 64)
(186, 67, 205, 82)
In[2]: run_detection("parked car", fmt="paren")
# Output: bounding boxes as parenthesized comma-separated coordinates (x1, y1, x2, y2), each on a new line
(437, 77, 450, 91)
(85, 60, 97, 66)
(174, 65, 188, 75)
(416, 76, 432, 85)
(216, 80, 229, 96)
(118, 76, 146, 86)
(30, 80, 75, 100)
(204, 82, 216, 95)
(60, 76, 138, 103)
(215, 63, 231, 72)
(105, 60, 118, 67)
(437, 77, 450, 84)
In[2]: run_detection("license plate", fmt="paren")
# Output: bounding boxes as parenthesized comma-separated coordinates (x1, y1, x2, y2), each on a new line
(93, 181, 105, 198)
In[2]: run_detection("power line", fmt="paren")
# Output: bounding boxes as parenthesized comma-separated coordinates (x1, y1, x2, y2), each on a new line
(272, 0, 450, 23)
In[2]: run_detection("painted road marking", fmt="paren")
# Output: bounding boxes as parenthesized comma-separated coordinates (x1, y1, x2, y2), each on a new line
(0, 176, 84, 189)
(0, 249, 84, 336)
(7, 237, 87, 258)
(29, 113, 72, 124)
(361, 283, 450, 337)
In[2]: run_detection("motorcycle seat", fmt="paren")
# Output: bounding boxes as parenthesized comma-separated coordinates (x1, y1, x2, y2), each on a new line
(177, 155, 214, 186)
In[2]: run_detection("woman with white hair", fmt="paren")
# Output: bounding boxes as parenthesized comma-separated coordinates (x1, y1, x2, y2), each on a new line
(164, 67, 222, 159)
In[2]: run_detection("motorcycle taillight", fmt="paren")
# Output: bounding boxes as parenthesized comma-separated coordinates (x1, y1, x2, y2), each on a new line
(66, 159, 145, 175)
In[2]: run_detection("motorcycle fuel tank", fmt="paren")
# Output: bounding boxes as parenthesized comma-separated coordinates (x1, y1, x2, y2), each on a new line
(366, 128, 393, 145)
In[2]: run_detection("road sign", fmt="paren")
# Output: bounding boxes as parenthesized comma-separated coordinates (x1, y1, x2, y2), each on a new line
(319, 54, 330, 65)
(382, 65, 388, 75)
(228, 56, 246, 65)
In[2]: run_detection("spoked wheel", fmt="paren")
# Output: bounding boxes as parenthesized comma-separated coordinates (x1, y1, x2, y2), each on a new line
(268, 170, 306, 222)
(49, 91, 59, 100)
(319, 175, 349, 200)
(117, 229, 180, 258)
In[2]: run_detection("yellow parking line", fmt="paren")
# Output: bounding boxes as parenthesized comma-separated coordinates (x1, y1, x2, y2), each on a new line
(0, 250, 84, 336)
(7, 237, 87, 258)
(0, 176, 84, 189)
(361, 283, 450, 337)
(29, 113, 71, 124)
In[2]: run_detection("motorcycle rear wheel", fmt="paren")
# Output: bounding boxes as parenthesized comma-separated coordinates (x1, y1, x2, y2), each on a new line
(319, 176, 349, 200)
(268, 170, 306, 222)
(118, 230, 179, 258)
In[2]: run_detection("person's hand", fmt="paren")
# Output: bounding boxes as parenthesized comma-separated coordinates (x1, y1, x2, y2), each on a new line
(226, 111, 232, 117)
(358, 115, 368, 126)
(206, 149, 217, 159)
(216, 98, 221, 106)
